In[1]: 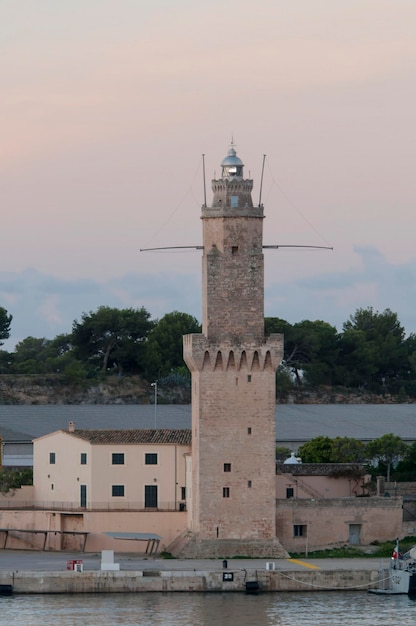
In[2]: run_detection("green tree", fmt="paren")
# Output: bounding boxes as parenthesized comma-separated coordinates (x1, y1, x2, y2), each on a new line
(266, 317, 306, 385)
(330, 437, 367, 463)
(72, 306, 154, 373)
(337, 307, 407, 391)
(0, 350, 13, 374)
(403, 333, 416, 396)
(293, 320, 339, 387)
(298, 436, 334, 463)
(275, 364, 294, 402)
(275, 446, 292, 462)
(266, 317, 339, 386)
(145, 311, 201, 380)
(0, 307, 12, 346)
(395, 441, 416, 481)
(366, 433, 408, 482)
(43, 333, 77, 374)
(265, 317, 292, 338)
(0, 468, 33, 494)
(12, 337, 51, 374)
(12, 333, 80, 376)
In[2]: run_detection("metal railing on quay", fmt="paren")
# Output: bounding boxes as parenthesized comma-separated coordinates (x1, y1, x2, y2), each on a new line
(0, 500, 187, 512)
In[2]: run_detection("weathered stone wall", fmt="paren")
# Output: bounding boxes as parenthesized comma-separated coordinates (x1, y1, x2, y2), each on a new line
(0, 567, 385, 594)
(276, 497, 403, 553)
(174, 537, 288, 559)
(201, 212, 265, 343)
(183, 332, 283, 545)
(0, 509, 187, 552)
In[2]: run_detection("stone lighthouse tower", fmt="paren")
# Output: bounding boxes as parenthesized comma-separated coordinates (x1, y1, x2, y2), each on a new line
(181, 145, 286, 558)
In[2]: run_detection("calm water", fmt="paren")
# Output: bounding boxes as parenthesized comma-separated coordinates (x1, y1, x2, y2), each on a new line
(1, 592, 415, 626)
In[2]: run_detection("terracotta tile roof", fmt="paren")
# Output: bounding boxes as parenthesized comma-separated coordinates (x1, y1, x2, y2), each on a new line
(63, 428, 192, 446)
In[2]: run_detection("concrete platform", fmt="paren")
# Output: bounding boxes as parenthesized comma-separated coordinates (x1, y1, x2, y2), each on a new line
(0, 550, 390, 594)
(0, 549, 389, 572)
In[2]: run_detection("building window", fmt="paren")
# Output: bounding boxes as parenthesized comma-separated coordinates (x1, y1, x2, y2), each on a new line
(294, 524, 306, 537)
(181, 486, 186, 500)
(224, 463, 231, 472)
(80, 485, 87, 507)
(247, 375, 252, 382)
(145, 453, 158, 465)
(231, 196, 238, 208)
(112, 453, 125, 465)
(112, 485, 125, 497)
(286, 487, 294, 499)
(49, 452, 56, 464)
(80, 453, 87, 465)
(248, 480, 252, 488)
(247, 427, 252, 435)
(223, 487, 230, 498)
(231, 245, 238, 254)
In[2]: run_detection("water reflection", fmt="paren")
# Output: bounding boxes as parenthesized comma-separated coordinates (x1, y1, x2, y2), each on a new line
(1, 592, 416, 626)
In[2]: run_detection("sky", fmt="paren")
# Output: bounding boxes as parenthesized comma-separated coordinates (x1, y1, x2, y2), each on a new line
(1, 0, 416, 349)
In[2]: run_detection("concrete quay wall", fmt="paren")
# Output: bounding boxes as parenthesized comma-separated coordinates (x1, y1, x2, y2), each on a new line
(0, 568, 386, 594)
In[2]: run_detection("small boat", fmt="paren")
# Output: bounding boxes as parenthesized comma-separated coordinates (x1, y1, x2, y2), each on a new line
(369, 541, 416, 595)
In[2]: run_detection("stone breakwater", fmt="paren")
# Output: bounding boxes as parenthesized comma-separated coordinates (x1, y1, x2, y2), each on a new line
(0, 567, 387, 594)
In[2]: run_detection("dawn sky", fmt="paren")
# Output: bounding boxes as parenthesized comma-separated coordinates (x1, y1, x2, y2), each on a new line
(2, 0, 416, 348)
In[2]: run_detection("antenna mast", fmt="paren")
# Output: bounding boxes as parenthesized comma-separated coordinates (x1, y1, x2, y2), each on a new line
(202, 154, 207, 207)
(258, 154, 266, 206)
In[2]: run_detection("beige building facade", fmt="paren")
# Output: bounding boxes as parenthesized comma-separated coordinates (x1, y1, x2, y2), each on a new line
(0, 433, 404, 554)
(33, 427, 191, 511)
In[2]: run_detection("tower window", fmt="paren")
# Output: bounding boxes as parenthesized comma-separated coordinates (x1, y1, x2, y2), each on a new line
(224, 463, 231, 472)
(286, 487, 294, 499)
(247, 375, 252, 382)
(231, 195, 238, 208)
(232, 245, 238, 255)
(248, 480, 252, 488)
(248, 427, 252, 435)
(223, 487, 230, 498)
(294, 524, 306, 537)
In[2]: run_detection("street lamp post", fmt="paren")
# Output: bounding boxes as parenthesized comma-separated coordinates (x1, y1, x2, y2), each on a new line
(151, 382, 157, 429)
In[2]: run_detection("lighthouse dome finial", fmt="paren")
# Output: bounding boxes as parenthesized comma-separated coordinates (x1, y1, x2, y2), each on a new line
(221, 144, 244, 180)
